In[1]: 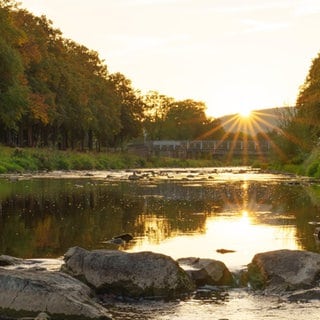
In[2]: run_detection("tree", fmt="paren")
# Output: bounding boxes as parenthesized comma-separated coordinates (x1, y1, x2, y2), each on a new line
(296, 52, 320, 147)
(162, 99, 214, 140)
(0, 2, 28, 144)
(107, 73, 145, 147)
(143, 91, 173, 140)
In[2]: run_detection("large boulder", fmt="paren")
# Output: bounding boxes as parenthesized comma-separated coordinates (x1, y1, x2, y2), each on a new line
(177, 257, 234, 286)
(62, 247, 195, 298)
(0, 268, 111, 319)
(247, 249, 320, 292)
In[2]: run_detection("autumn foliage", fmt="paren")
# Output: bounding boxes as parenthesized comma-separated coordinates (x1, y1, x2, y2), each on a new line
(0, 0, 224, 151)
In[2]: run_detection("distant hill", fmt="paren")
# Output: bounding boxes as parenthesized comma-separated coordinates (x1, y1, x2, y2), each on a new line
(218, 106, 296, 135)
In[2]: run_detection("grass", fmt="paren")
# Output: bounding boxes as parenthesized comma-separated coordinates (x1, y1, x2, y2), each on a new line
(263, 147, 320, 178)
(0, 145, 231, 173)
(0, 145, 287, 174)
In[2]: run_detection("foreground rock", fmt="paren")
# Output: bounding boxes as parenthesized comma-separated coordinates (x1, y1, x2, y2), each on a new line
(177, 257, 233, 286)
(247, 249, 320, 292)
(0, 255, 24, 266)
(0, 255, 63, 271)
(287, 288, 320, 302)
(62, 247, 195, 298)
(0, 268, 111, 319)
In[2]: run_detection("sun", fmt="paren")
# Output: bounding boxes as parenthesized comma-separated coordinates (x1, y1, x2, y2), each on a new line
(238, 109, 252, 118)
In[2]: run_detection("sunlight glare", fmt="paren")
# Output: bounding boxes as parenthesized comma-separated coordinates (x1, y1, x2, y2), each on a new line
(238, 109, 252, 118)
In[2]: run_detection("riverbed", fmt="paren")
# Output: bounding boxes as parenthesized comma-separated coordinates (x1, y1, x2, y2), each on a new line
(1, 167, 320, 319)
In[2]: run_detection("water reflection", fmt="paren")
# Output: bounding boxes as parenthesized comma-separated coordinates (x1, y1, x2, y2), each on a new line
(128, 210, 299, 269)
(0, 170, 319, 269)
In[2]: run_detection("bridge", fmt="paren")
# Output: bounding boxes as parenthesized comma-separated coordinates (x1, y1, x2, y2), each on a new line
(128, 140, 272, 158)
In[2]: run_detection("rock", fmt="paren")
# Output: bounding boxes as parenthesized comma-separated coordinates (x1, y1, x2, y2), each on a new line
(216, 249, 236, 254)
(287, 288, 320, 302)
(34, 312, 50, 320)
(128, 172, 140, 180)
(314, 227, 320, 240)
(247, 249, 320, 292)
(0, 255, 23, 266)
(62, 247, 195, 298)
(113, 233, 133, 242)
(177, 257, 234, 286)
(106, 238, 126, 246)
(105, 234, 134, 245)
(0, 255, 63, 271)
(0, 268, 111, 319)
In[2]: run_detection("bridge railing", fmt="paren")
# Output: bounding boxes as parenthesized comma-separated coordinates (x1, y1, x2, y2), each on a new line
(128, 140, 271, 158)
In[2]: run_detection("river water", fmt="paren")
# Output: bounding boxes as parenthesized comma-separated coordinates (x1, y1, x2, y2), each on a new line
(1, 167, 320, 319)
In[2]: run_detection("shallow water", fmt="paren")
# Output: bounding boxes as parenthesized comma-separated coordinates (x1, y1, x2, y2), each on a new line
(1, 167, 320, 319)
(106, 290, 320, 320)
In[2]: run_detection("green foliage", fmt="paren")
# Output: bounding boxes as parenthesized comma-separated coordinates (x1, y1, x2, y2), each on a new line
(0, 1, 225, 153)
(0, 145, 226, 173)
(306, 162, 318, 177)
(296, 52, 320, 144)
(143, 93, 225, 141)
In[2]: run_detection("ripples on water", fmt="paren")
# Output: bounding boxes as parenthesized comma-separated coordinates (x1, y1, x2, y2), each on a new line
(107, 289, 320, 320)
(1, 167, 320, 319)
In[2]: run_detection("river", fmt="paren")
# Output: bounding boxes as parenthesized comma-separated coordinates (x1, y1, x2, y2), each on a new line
(1, 167, 320, 319)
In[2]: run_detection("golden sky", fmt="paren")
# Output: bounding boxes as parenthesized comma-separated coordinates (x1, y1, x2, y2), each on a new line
(19, 0, 320, 117)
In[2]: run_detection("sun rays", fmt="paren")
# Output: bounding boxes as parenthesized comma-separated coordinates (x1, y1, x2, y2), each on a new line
(200, 109, 290, 163)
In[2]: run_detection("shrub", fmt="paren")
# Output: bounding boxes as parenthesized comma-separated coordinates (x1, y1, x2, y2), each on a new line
(306, 162, 319, 177)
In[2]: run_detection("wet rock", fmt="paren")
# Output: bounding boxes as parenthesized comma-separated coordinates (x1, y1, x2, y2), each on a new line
(216, 249, 236, 254)
(62, 246, 195, 298)
(247, 249, 320, 292)
(193, 285, 229, 302)
(287, 288, 320, 302)
(34, 312, 50, 320)
(177, 257, 234, 286)
(128, 172, 140, 180)
(0, 255, 62, 271)
(0, 255, 23, 266)
(106, 233, 134, 245)
(314, 227, 320, 240)
(113, 233, 133, 242)
(0, 268, 111, 319)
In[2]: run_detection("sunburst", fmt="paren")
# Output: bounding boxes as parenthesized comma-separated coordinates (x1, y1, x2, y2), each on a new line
(238, 109, 252, 118)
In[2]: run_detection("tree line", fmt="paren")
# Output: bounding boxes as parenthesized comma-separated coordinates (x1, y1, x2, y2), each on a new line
(276, 51, 320, 164)
(0, 0, 224, 151)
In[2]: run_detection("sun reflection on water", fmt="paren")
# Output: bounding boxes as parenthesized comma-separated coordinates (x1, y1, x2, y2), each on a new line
(127, 209, 301, 270)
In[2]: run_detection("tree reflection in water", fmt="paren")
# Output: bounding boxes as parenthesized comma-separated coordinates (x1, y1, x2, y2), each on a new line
(0, 174, 319, 267)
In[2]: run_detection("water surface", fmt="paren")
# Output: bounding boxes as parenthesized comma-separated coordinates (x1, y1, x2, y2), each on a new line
(1, 167, 320, 319)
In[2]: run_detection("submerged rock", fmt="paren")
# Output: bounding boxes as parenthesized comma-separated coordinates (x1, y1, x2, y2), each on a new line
(0, 268, 111, 319)
(247, 249, 320, 292)
(62, 246, 195, 298)
(112, 233, 133, 242)
(177, 257, 234, 286)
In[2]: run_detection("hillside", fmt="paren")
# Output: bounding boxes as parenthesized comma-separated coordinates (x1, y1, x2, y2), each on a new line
(219, 106, 295, 135)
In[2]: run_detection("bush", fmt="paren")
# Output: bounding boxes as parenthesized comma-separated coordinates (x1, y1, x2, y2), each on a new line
(54, 157, 70, 170)
(306, 162, 319, 177)
(70, 155, 95, 170)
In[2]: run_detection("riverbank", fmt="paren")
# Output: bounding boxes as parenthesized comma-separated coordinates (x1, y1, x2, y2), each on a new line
(269, 147, 320, 178)
(0, 145, 260, 173)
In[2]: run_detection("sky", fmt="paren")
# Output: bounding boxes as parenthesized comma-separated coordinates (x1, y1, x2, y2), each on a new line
(18, 0, 320, 118)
